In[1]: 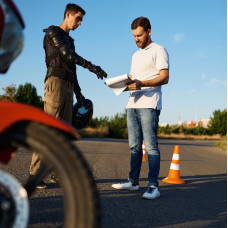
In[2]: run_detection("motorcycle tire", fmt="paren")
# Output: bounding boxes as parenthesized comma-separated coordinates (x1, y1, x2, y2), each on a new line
(1, 121, 100, 228)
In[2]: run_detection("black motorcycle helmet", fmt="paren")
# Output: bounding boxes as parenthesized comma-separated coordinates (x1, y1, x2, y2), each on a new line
(72, 99, 93, 129)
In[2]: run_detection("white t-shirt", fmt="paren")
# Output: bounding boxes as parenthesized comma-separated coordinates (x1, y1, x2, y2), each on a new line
(126, 42, 169, 110)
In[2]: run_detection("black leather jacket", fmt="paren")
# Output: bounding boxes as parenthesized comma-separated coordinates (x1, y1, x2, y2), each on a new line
(43, 25, 86, 94)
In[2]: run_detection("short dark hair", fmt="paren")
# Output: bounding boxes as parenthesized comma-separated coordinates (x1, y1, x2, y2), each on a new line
(64, 3, 86, 18)
(131, 17, 151, 31)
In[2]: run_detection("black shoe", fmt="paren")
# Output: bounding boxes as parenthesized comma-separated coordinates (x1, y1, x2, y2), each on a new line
(50, 174, 59, 184)
(28, 175, 47, 189)
(36, 181, 47, 189)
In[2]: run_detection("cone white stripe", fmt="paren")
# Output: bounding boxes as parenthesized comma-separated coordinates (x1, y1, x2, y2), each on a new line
(172, 154, 180, 160)
(142, 143, 146, 155)
(170, 163, 180, 170)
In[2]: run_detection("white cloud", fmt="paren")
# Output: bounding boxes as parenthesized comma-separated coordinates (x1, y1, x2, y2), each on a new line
(201, 73, 206, 79)
(174, 33, 184, 42)
(206, 78, 227, 88)
(197, 51, 207, 59)
(188, 89, 197, 94)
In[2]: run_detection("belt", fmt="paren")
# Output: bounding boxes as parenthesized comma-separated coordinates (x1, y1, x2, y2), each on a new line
(45, 66, 75, 83)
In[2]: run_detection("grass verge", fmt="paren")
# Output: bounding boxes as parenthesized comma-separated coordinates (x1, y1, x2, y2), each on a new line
(77, 127, 109, 138)
(78, 127, 222, 141)
(158, 133, 221, 140)
(215, 135, 227, 152)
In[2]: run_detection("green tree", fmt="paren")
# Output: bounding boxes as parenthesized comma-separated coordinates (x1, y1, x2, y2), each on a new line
(0, 84, 17, 101)
(15, 83, 44, 109)
(209, 109, 227, 135)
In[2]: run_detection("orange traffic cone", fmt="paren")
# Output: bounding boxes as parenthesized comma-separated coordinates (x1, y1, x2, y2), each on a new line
(142, 141, 148, 161)
(162, 145, 185, 184)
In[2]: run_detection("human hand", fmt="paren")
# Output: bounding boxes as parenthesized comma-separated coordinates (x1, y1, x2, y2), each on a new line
(88, 64, 107, 80)
(127, 79, 142, 91)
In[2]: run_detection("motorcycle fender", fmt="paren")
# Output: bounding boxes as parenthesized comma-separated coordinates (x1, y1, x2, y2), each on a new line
(0, 102, 80, 139)
(0, 102, 81, 163)
(0, 102, 81, 164)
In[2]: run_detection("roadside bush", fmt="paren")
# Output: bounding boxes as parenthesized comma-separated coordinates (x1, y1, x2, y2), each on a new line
(172, 126, 181, 134)
(179, 126, 211, 135)
(158, 125, 172, 135)
(208, 109, 227, 136)
(88, 110, 128, 139)
(158, 125, 212, 136)
(89, 116, 109, 128)
(87, 109, 225, 139)
(108, 112, 128, 139)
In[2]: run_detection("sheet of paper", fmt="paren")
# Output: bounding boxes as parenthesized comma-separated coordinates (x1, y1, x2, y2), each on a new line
(105, 74, 129, 86)
(109, 85, 128, 96)
(105, 74, 132, 96)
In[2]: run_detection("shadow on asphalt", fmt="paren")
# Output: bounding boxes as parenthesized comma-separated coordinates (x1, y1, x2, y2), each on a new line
(29, 195, 64, 227)
(25, 173, 227, 227)
(99, 173, 227, 228)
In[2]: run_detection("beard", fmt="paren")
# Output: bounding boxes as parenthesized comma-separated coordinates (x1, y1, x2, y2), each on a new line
(136, 35, 151, 49)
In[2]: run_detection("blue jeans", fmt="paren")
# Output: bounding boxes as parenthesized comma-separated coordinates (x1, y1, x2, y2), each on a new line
(127, 108, 160, 187)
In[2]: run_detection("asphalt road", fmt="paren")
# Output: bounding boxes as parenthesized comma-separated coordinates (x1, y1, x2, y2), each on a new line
(1, 138, 226, 228)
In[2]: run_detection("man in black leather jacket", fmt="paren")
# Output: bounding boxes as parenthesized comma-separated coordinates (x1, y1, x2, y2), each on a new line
(43, 3, 107, 117)
(29, 3, 107, 188)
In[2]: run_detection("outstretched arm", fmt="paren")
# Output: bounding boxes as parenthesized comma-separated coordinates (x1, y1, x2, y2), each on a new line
(46, 26, 107, 80)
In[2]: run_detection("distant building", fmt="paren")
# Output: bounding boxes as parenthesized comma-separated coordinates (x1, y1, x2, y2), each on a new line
(183, 119, 210, 128)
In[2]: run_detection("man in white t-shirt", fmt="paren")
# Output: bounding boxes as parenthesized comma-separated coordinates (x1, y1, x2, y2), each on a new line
(112, 17, 169, 199)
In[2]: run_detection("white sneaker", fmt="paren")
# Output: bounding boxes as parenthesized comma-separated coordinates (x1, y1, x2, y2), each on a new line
(142, 186, 160, 199)
(112, 181, 139, 190)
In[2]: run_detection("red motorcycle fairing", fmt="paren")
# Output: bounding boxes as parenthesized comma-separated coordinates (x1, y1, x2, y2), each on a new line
(0, 102, 80, 163)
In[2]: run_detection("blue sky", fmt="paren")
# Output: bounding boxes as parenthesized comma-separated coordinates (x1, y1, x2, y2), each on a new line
(0, 0, 226, 124)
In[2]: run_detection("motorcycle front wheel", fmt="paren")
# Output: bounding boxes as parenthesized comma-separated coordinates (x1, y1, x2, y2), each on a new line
(1, 121, 100, 228)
